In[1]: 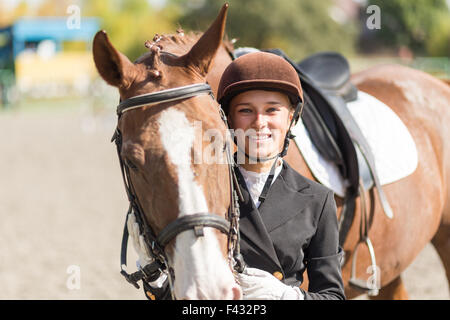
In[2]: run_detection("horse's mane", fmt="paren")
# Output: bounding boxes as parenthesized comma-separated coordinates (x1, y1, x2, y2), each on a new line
(134, 29, 233, 71)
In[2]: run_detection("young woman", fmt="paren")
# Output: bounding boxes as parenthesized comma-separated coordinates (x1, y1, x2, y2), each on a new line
(217, 51, 345, 300)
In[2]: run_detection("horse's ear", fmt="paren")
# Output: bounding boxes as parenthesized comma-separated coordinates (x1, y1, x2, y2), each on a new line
(92, 30, 135, 88)
(184, 3, 228, 76)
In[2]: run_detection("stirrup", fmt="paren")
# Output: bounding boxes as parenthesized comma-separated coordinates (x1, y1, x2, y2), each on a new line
(349, 181, 380, 296)
(349, 236, 380, 296)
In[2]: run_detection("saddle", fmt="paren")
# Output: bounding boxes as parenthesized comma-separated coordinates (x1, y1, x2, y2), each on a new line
(298, 51, 374, 192)
(298, 51, 358, 102)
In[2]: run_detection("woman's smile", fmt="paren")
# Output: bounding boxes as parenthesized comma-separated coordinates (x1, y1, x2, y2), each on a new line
(247, 132, 272, 143)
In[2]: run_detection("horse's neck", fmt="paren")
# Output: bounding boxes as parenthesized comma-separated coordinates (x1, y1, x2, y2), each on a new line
(284, 144, 316, 181)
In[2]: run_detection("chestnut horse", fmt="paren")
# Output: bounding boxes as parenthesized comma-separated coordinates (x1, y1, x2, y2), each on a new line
(93, 4, 450, 299)
(93, 6, 240, 299)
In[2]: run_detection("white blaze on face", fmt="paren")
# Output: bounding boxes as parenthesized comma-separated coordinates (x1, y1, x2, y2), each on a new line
(158, 108, 240, 300)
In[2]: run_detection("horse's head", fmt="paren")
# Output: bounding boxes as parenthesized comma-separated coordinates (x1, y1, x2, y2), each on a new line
(93, 5, 241, 300)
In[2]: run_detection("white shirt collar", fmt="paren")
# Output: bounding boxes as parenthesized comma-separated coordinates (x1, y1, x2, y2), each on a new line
(238, 159, 283, 208)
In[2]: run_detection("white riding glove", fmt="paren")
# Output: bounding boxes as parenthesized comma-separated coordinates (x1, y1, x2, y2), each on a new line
(237, 267, 304, 300)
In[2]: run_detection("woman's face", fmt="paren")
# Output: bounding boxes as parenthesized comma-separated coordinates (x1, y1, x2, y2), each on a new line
(229, 90, 293, 161)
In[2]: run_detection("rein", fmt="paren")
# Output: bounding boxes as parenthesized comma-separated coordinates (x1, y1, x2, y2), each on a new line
(112, 83, 245, 299)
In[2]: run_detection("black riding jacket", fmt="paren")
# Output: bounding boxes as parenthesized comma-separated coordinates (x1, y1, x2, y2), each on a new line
(236, 160, 345, 300)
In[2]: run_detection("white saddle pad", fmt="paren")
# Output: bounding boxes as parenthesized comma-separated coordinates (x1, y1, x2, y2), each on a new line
(291, 90, 418, 197)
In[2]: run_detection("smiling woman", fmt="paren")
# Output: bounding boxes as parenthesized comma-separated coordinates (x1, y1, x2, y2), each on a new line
(216, 51, 346, 300)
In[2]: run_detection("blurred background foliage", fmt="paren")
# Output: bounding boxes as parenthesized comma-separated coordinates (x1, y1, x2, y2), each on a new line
(173, 0, 358, 60)
(83, 0, 181, 61)
(1, 0, 448, 60)
(363, 0, 450, 56)
(0, 0, 448, 109)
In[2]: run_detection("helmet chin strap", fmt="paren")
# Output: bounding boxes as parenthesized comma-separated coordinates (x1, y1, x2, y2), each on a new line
(280, 100, 303, 157)
(239, 150, 279, 163)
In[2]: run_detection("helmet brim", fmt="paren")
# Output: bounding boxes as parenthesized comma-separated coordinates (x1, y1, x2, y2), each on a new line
(219, 79, 302, 114)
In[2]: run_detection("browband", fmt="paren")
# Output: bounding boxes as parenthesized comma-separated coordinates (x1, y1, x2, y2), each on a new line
(116, 83, 213, 115)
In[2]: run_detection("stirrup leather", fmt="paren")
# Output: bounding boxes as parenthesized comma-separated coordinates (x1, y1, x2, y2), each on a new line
(348, 182, 380, 296)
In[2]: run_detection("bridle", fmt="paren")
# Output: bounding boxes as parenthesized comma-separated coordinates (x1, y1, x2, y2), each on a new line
(111, 83, 245, 299)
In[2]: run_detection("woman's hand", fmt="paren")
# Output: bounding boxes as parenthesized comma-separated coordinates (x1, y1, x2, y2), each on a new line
(236, 267, 304, 300)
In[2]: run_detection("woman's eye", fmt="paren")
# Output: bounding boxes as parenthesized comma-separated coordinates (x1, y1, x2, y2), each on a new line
(238, 108, 252, 113)
(266, 107, 280, 113)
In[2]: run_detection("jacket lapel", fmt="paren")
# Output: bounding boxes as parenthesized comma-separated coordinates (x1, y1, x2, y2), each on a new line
(236, 161, 317, 271)
(235, 167, 283, 271)
(258, 161, 315, 232)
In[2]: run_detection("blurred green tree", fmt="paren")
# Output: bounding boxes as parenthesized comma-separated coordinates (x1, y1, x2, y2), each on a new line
(365, 0, 450, 56)
(171, 0, 358, 61)
(83, 0, 180, 61)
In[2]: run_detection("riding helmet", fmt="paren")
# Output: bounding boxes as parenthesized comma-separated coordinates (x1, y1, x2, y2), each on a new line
(217, 51, 303, 116)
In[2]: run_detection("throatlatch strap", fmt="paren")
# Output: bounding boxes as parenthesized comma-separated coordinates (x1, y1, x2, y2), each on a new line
(120, 208, 131, 270)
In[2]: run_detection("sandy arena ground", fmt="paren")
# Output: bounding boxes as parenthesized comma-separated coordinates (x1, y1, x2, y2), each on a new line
(0, 108, 448, 300)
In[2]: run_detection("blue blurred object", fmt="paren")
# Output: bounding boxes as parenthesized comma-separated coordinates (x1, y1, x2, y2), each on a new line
(0, 17, 100, 69)
(10, 17, 100, 58)
(0, 17, 99, 108)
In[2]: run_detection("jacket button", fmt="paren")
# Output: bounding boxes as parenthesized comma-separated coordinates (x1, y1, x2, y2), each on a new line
(273, 271, 283, 280)
(146, 291, 156, 300)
